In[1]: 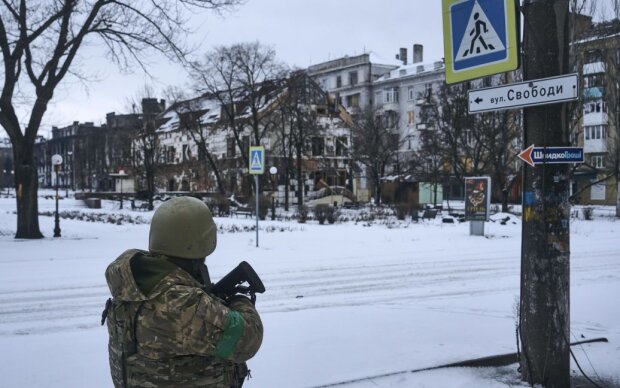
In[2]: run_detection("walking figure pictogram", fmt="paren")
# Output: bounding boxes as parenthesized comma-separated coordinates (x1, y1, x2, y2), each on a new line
(464, 12, 495, 57)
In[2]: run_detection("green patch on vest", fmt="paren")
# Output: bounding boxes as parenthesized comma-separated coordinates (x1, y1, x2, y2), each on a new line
(214, 310, 245, 359)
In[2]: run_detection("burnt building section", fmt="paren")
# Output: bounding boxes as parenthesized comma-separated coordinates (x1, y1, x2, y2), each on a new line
(151, 72, 355, 207)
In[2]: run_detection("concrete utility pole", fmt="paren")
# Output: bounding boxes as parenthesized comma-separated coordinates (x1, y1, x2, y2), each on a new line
(520, 1, 571, 387)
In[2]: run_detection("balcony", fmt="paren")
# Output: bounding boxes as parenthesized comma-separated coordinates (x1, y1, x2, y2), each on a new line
(382, 101, 399, 112)
(416, 123, 434, 131)
(583, 61, 605, 75)
(584, 139, 607, 154)
(416, 97, 433, 106)
(583, 111, 608, 126)
(583, 87, 604, 100)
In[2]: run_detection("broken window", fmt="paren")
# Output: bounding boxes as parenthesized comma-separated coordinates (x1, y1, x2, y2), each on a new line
(311, 137, 325, 156)
(335, 137, 348, 156)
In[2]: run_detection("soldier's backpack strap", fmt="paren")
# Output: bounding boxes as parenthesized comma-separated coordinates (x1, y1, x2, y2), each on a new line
(232, 362, 250, 388)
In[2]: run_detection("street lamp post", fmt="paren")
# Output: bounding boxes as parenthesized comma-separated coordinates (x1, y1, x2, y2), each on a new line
(269, 166, 278, 220)
(52, 154, 63, 238)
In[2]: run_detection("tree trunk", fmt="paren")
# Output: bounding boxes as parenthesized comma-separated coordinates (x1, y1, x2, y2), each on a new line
(13, 142, 44, 239)
(616, 180, 620, 218)
(284, 161, 290, 212)
(501, 189, 509, 213)
(204, 150, 226, 195)
(296, 142, 303, 208)
(520, 1, 571, 387)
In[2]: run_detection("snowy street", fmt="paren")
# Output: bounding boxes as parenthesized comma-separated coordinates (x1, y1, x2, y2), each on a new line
(0, 197, 618, 387)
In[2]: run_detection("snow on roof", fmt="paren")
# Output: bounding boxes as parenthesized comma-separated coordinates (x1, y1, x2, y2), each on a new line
(157, 96, 222, 133)
(375, 60, 445, 83)
(367, 51, 405, 67)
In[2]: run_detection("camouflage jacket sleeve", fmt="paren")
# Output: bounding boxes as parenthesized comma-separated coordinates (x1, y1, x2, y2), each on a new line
(141, 283, 263, 363)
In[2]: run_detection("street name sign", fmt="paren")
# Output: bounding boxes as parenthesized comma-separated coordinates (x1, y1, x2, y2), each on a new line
(517, 144, 584, 167)
(468, 73, 579, 113)
(249, 146, 265, 175)
(443, 0, 519, 84)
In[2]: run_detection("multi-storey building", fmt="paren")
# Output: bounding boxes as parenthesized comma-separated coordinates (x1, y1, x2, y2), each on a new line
(308, 45, 453, 204)
(372, 59, 447, 203)
(307, 45, 525, 206)
(39, 122, 106, 191)
(572, 18, 620, 206)
(307, 51, 405, 114)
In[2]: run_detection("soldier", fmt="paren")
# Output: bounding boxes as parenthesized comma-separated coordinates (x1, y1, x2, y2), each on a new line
(102, 196, 263, 387)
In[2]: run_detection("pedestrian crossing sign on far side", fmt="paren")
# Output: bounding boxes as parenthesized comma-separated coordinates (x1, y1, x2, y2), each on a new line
(442, 0, 519, 84)
(249, 146, 265, 175)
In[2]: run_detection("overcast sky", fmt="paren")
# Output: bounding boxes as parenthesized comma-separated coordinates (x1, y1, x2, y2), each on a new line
(17, 0, 618, 135)
(39, 0, 445, 132)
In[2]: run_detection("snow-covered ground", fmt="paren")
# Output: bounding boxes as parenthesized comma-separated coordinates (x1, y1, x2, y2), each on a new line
(0, 195, 618, 387)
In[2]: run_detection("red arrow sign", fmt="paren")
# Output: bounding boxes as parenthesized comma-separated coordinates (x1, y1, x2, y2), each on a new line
(518, 144, 536, 167)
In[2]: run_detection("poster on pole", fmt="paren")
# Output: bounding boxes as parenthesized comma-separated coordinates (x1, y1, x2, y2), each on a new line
(465, 176, 491, 221)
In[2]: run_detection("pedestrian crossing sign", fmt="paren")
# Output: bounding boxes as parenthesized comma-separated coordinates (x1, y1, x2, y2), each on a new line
(442, 0, 519, 84)
(249, 146, 265, 175)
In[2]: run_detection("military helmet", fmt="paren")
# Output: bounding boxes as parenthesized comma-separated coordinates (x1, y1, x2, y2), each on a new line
(149, 196, 217, 259)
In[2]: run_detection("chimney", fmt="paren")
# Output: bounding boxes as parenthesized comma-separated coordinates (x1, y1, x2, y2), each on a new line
(413, 44, 423, 64)
(399, 47, 408, 65)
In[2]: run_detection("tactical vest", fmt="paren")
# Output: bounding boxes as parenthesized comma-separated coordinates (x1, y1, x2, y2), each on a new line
(102, 282, 248, 387)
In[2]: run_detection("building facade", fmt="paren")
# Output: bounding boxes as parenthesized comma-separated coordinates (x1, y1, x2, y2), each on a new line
(572, 18, 620, 207)
(145, 73, 355, 206)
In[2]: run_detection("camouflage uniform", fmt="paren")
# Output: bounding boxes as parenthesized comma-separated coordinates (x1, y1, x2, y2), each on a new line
(104, 249, 263, 387)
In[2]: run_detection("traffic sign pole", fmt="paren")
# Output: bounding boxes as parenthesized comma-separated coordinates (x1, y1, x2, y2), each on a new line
(249, 146, 265, 247)
(255, 175, 259, 248)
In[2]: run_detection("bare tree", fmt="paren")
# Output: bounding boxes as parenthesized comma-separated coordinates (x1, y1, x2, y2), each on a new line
(131, 97, 166, 211)
(282, 72, 331, 208)
(0, 0, 241, 238)
(417, 78, 522, 210)
(191, 42, 287, 168)
(416, 82, 488, 206)
(350, 107, 403, 205)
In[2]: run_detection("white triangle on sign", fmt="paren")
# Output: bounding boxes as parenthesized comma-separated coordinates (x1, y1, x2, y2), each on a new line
(251, 151, 262, 169)
(455, 1, 505, 62)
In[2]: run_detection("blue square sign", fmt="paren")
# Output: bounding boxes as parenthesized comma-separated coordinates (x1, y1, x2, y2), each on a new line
(249, 146, 265, 175)
(443, 0, 519, 84)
